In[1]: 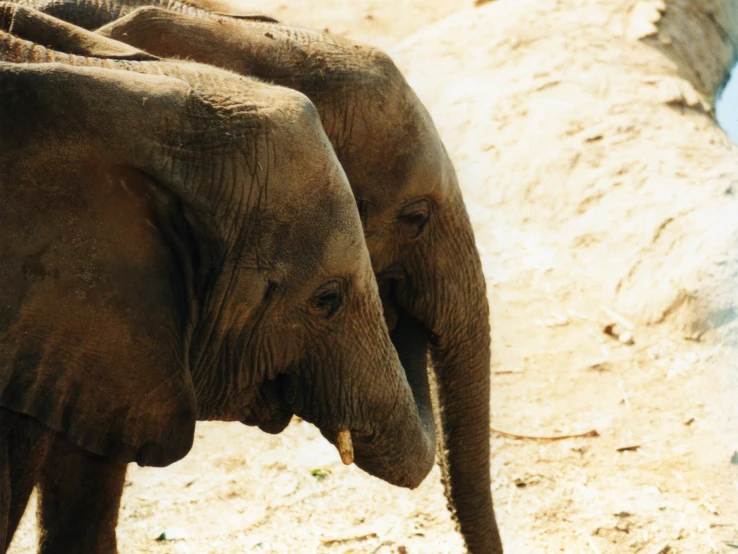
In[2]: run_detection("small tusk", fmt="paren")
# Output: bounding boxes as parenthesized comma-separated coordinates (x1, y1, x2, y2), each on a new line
(336, 430, 354, 465)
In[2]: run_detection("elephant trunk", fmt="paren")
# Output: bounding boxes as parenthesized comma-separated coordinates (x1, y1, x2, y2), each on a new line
(432, 317, 501, 553)
(351, 306, 436, 488)
(286, 292, 436, 490)
(400, 196, 503, 553)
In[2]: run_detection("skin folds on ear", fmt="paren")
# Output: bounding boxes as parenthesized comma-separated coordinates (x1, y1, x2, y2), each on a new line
(0, 63, 198, 466)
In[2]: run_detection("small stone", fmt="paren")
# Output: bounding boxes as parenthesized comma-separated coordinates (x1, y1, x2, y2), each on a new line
(156, 528, 188, 541)
(619, 331, 634, 345)
(588, 361, 613, 372)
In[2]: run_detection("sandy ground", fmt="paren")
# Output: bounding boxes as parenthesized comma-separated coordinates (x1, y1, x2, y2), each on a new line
(9, 0, 738, 552)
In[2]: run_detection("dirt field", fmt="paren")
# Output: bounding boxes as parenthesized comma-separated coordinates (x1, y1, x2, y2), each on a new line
(9, 0, 738, 552)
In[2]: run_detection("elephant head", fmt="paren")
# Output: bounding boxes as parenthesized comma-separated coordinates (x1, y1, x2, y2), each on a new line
(62, 7, 500, 552)
(0, 22, 436, 489)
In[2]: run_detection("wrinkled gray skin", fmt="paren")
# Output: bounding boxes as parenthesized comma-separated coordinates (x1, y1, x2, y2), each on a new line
(0, 10, 437, 553)
(4, 2, 502, 552)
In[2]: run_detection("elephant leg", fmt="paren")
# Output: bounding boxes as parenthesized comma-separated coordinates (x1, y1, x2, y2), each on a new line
(37, 437, 127, 554)
(0, 407, 53, 553)
(8, 420, 52, 540)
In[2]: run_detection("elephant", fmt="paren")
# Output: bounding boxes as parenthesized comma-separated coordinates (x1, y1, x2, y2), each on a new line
(0, 12, 438, 553)
(3, 3, 503, 553)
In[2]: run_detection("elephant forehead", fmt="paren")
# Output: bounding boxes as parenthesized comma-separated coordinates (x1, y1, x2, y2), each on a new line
(397, 113, 455, 196)
(355, 143, 451, 211)
(319, 227, 371, 274)
(267, 224, 370, 291)
(347, 111, 453, 209)
(288, 193, 367, 271)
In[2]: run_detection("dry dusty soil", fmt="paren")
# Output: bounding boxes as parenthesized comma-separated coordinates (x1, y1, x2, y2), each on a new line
(10, 0, 738, 552)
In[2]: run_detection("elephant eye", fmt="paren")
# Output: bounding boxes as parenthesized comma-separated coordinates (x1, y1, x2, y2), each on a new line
(309, 281, 343, 318)
(398, 198, 430, 237)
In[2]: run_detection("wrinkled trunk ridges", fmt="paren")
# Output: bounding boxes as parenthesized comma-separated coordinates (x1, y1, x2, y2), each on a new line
(420, 198, 503, 553)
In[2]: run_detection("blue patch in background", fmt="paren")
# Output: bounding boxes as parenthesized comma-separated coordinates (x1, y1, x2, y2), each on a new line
(716, 65, 738, 142)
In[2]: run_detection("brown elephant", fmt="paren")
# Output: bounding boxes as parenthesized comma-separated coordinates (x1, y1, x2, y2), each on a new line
(3, 2, 503, 552)
(0, 12, 438, 552)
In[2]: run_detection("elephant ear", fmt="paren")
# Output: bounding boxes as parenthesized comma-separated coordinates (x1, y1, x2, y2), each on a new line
(0, 2, 159, 60)
(0, 63, 198, 467)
